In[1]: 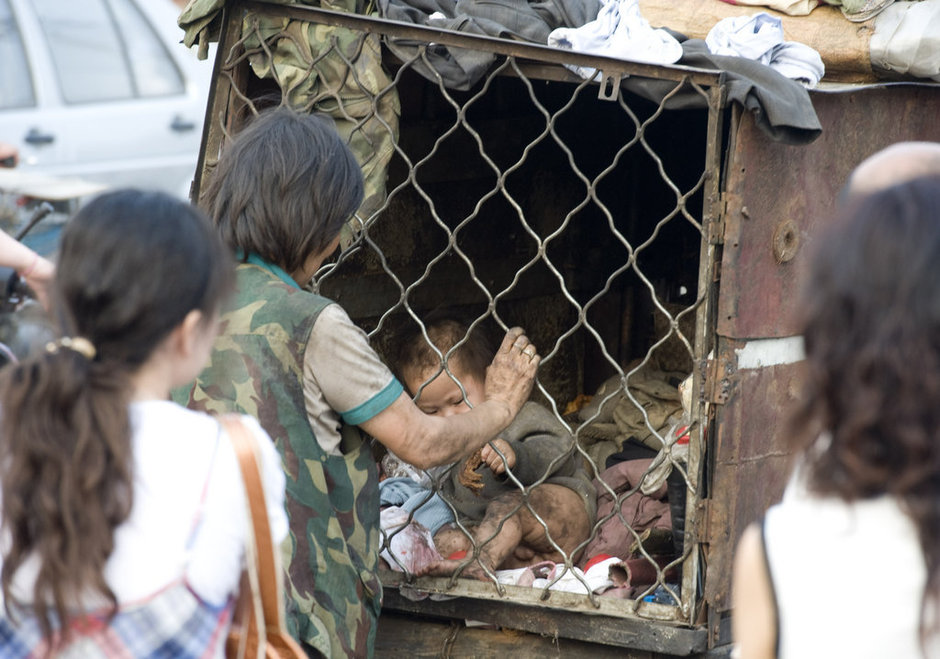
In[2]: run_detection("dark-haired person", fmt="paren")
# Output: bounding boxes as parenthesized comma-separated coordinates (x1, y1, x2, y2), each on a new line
(732, 176, 940, 658)
(174, 106, 539, 659)
(0, 189, 288, 656)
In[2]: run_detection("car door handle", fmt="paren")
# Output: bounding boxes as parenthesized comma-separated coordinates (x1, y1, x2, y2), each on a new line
(24, 128, 55, 145)
(170, 115, 197, 132)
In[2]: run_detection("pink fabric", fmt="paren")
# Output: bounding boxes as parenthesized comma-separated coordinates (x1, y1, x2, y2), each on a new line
(379, 507, 442, 574)
(580, 459, 672, 563)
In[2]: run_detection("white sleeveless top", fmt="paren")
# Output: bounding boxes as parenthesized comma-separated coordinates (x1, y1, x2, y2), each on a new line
(763, 490, 940, 658)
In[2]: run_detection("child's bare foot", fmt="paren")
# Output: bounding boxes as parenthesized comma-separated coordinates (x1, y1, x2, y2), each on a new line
(417, 558, 489, 580)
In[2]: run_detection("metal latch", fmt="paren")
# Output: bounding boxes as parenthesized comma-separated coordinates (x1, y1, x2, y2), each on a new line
(597, 73, 620, 101)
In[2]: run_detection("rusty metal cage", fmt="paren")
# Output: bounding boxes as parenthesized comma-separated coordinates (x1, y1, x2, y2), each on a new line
(195, 0, 735, 654)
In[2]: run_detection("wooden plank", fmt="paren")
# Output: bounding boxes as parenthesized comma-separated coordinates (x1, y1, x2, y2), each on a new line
(382, 588, 708, 655)
(638, 0, 876, 84)
(377, 611, 659, 657)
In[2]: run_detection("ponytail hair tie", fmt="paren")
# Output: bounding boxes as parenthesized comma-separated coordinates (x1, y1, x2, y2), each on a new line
(45, 337, 96, 361)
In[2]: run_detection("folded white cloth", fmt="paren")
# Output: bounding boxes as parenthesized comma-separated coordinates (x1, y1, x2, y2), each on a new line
(706, 12, 825, 87)
(771, 42, 827, 87)
(547, 0, 682, 79)
(706, 11, 784, 62)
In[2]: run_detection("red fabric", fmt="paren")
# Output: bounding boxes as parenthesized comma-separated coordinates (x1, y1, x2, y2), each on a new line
(582, 553, 615, 572)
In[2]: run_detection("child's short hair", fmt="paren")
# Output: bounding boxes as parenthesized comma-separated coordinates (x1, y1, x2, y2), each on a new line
(201, 106, 364, 275)
(395, 315, 496, 390)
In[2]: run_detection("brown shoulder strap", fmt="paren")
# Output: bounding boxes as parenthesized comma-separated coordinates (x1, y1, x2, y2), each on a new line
(220, 415, 285, 632)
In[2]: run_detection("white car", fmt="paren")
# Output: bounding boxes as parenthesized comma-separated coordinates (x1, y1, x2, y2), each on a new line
(0, 0, 210, 200)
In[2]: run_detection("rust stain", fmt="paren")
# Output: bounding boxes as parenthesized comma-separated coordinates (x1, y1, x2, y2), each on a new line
(718, 86, 940, 340)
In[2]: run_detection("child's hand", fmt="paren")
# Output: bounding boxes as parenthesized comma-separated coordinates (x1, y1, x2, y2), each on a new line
(481, 438, 515, 475)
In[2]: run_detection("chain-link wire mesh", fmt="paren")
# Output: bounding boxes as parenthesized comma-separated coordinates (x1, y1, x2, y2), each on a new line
(197, 0, 726, 630)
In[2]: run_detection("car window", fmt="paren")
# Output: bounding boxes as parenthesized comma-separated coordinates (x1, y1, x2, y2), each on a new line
(33, 0, 134, 104)
(109, 0, 185, 98)
(0, 0, 36, 110)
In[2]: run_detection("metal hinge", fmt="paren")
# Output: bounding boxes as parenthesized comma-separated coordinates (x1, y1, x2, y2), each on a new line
(704, 346, 737, 406)
(707, 192, 747, 247)
(705, 193, 726, 246)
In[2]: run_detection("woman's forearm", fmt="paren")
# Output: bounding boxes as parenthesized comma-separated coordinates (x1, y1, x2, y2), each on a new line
(361, 393, 513, 470)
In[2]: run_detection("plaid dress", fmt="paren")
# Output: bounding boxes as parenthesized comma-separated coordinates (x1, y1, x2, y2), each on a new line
(0, 580, 234, 658)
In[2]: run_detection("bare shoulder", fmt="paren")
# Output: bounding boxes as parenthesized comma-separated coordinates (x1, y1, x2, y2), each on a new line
(732, 522, 777, 659)
(734, 524, 764, 577)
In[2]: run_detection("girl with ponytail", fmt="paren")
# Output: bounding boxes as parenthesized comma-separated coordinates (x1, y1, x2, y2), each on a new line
(0, 189, 287, 657)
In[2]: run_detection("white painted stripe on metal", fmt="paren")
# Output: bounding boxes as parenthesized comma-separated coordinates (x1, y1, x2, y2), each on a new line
(734, 336, 805, 369)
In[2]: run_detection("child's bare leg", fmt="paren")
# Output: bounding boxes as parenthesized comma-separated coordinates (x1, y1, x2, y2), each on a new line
(499, 483, 591, 569)
(470, 494, 526, 575)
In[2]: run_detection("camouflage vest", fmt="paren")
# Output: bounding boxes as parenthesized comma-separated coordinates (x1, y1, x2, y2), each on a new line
(173, 258, 382, 658)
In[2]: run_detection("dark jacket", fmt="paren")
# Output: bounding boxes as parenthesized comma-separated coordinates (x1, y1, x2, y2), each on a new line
(441, 401, 597, 522)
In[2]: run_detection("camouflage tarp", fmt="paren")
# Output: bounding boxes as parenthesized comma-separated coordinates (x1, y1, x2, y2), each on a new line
(179, 0, 400, 242)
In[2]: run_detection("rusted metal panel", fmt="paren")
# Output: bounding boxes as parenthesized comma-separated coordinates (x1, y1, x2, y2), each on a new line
(708, 82, 940, 618)
(717, 84, 940, 340)
(702, 349, 804, 613)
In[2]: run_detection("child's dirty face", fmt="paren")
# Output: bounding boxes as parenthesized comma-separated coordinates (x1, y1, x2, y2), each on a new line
(406, 366, 485, 417)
